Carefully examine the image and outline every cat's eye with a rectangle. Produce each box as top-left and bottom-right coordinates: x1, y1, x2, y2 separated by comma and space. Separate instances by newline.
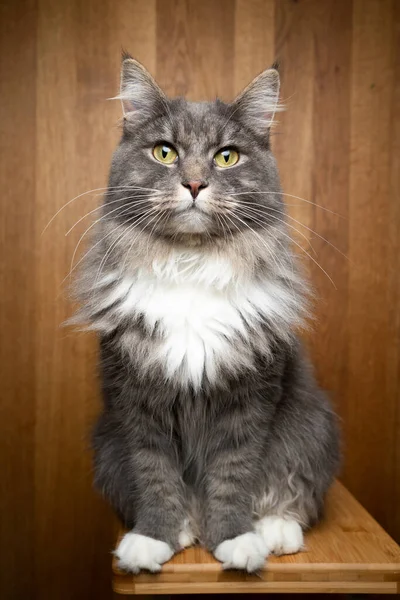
214, 148, 239, 168
153, 144, 178, 165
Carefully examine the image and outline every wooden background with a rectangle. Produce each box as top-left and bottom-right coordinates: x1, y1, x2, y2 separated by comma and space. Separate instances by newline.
1, 0, 399, 598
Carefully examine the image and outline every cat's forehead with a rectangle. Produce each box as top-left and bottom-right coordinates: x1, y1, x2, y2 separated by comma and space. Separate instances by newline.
161, 99, 237, 148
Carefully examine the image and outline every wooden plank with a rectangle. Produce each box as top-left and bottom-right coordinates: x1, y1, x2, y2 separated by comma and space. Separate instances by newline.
0, 1, 37, 598
34, 0, 125, 598
156, 0, 234, 102
234, 0, 275, 95
35, 1, 95, 598
274, 0, 315, 259
273, 0, 352, 397
347, 0, 398, 533
112, 482, 400, 595
115, 581, 398, 595
390, 0, 400, 544
116, 0, 157, 73
308, 0, 352, 426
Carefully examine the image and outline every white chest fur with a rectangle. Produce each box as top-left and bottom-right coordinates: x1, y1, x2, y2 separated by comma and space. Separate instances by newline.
95, 250, 300, 388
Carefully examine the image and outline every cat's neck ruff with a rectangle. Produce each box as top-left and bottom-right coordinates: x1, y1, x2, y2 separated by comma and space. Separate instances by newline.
134, 245, 248, 290
80, 236, 305, 390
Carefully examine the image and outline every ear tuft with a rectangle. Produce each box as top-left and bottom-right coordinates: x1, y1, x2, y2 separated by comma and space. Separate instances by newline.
121, 48, 133, 62
270, 60, 280, 72
233, 67, 283, 135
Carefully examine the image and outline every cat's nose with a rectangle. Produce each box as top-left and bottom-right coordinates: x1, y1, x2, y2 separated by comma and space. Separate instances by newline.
182, 180, 208, 200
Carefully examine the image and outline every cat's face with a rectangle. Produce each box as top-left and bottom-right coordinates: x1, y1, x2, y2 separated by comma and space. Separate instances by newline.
105, 57, 283, 241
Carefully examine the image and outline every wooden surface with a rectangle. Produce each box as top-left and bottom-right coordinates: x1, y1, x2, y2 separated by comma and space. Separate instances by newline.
113, 482, 400, 595
1, 1, 399, 599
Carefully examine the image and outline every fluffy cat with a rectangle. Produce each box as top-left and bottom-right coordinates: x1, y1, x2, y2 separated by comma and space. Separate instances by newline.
74, 54, 340, 573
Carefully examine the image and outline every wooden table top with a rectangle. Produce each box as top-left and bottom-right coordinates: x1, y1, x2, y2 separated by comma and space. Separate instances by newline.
112, 481, 400, 595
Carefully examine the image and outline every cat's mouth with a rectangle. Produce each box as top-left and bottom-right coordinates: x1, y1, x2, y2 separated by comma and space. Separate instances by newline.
174, 202, 206, 214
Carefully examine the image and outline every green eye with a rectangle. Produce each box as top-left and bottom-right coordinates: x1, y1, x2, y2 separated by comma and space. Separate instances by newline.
153, 144, 178, 164
214, 148, 239, 168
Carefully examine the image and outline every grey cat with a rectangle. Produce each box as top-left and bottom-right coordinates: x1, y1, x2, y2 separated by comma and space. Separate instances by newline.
74, 54, 340, 573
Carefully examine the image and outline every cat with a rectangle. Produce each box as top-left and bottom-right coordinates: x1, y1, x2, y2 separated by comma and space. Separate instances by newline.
73, 53, 340, 573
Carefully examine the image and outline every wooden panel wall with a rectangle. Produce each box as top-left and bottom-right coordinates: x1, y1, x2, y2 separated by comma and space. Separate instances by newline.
0, 1, 399, 598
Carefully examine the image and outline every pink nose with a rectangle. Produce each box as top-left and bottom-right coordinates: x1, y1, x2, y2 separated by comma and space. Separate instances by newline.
182, 180, 208, 200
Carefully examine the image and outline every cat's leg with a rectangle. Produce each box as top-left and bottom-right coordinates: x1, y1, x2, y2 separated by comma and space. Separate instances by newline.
201, 413, 269, 572
253, 470, 318, 556
255, 389, 339, 556
93, 412, 188, 573
204, 465, 268, 572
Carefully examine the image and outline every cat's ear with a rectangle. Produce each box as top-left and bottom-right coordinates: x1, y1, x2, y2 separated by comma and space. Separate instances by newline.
233, 67, 281, 135
117, 52, 166, 118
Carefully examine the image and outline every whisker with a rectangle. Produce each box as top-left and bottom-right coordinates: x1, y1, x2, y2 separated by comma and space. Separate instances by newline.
61, 212, 140, 285
228, 210, 336, 289
69, 205, 136, 273
283, 212, 348, 260
233, 202, 348, 260
283, 230, 337, 288
145, 211, 169, 261
42, 185, 163, 234
68, 202, 158, 279
229, 191, 344, 218
222, 211, 243, 241
235, 205, 317, 256
65, 194, 159, 235
223, 211, 274, 270
118, 208, 169, 280
94, 208, 158, 289
214, 211, 231, 245
226, 211, 291, 279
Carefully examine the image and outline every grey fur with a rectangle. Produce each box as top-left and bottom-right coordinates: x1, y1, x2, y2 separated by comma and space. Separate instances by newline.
74, 56, 340, 560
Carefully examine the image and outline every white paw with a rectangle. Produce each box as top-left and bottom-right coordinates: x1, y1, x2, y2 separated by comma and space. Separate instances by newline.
214, 532, 268, 572
115, 532, 174, 573
256, 516, 303, 555
178, 519, 196, 548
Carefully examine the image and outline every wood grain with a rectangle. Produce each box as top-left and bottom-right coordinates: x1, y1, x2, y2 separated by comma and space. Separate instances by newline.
112, 482, 400, 595
391, 0, 400, 542
35, 1, 112, 599
308, 0, 352, 419
274, 0, 315, 257
234, 0, 275, 95
0, 1, 37, 598
156, 0, 234, 102
0, 1, 399, 598
347, 0, 398, 532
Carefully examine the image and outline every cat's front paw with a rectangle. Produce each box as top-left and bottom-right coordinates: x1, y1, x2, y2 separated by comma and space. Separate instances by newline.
115, 532, 174, 573
256, 516, 304, 555
214, 532, 268, 572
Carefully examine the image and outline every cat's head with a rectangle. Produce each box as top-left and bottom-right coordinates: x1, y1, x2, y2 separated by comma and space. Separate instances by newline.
105, 54, 283, 242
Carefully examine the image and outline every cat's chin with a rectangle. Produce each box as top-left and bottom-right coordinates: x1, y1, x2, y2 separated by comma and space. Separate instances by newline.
168, 210, 212, 235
